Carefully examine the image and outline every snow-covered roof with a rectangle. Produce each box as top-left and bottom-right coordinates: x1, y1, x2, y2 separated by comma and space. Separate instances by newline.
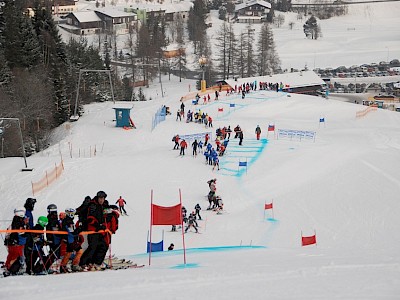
164, 2, 193, 13
225, 71, 326, 89
69, 11, 101, 23
95, 7, 136, 18
235, 0, 271, 11
112, 103, 134, 110
126, 1, 192, 13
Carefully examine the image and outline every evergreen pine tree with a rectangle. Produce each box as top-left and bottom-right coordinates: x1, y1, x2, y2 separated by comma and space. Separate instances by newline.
257, 23, 280, 75
1, 1, 41, 69
215, 22, 229, 79
245, 25, 256, 77
32, 3, 69, 124
187, 0, 208, 53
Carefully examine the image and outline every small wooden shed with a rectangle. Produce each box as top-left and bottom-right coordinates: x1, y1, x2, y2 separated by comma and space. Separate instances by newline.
113, 104, 134, 127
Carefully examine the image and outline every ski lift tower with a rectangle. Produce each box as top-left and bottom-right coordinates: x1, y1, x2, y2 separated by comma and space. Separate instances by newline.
0, 118, 33, 171
71, 69, 115, 121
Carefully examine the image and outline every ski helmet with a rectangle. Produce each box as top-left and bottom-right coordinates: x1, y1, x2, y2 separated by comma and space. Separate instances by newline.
65, 208, 76, 218
37, 216, 48, 227
14, 207, 26, 218
47, 204, 57, 213
96, 191, 107, 198
24, 198, 36, 210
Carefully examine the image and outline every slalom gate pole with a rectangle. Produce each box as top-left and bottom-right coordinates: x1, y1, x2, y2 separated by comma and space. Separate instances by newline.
108, 242, 113, 269
180, 189, 186, 265
263, 201, 266, 221
149, 190, 154, 266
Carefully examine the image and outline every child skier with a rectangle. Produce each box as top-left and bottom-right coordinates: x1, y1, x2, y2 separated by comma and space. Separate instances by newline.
184, 214, 199, 233
60, 208, 84, 273
4, 207, 29, 276
25, 216, 48, 275
195, 204, 202, 220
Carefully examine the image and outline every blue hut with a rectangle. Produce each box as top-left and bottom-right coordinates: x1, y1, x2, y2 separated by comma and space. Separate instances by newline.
113, 104, 134, 127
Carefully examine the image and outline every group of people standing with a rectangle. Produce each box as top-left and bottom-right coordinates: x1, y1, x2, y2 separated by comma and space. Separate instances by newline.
171, 204, 202, 234
3, 192, 127, 276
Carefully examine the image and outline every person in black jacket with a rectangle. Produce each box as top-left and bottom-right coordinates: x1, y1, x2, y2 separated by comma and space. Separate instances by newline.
238, 130, 244, 146
195, 203, 202, 220
184, 214, 198, 233
79, 191, 108, 271
25, 216, 48, 275
45, 204, 61, 271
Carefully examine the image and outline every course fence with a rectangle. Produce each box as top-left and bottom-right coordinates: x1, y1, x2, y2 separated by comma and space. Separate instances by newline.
152, 106, 167, 131
277, 129, 316, 142
356, 106, 377, 118
31, 160, 64, 196
179, 131, 212, 143
68, 142, 98, 158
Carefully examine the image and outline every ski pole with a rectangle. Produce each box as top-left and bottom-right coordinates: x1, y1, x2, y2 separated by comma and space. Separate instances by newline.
125, 204, 135, 214
33, 241, 48, 275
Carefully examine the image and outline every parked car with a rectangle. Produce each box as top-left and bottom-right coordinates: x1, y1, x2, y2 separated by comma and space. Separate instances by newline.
389, 59, 400, 66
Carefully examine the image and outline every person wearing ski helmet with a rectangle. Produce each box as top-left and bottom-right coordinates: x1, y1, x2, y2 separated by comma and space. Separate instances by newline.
60, 208, 84, 273
24, 198, 36, 228
45, 203, 61, 270
23, 198, 36, 273
4, 207, 29, 275
79, 191, 109, 271
194, 203, 202, 220
25, 216, 48, 275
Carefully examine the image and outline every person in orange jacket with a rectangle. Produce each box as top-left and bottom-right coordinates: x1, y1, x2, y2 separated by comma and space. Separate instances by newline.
180, 139, 188, 156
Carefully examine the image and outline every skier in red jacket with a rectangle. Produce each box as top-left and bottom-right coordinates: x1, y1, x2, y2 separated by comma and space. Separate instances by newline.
180, 139, 188, 156
115, 196, 127, 215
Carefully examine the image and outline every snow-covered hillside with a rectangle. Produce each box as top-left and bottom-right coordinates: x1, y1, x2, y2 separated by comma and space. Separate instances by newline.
1, 73, 400, 298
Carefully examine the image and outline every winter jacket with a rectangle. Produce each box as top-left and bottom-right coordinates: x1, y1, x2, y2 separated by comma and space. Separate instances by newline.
6, 216, 28, 246
180, 140, 188, 149
86, 197, 106, 232
116, 198, 126, 207
25, 210, 34, 229
46, 213, 61, 246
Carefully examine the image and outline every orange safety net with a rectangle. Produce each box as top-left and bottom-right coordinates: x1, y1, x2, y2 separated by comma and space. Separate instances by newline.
32, 160, 64, 196
356, 106, 377, 118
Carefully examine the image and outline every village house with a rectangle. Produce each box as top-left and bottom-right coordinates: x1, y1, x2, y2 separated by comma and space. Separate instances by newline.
64, 11, 102, 35
63, 8, 137, 35
234, 0, 271, 23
